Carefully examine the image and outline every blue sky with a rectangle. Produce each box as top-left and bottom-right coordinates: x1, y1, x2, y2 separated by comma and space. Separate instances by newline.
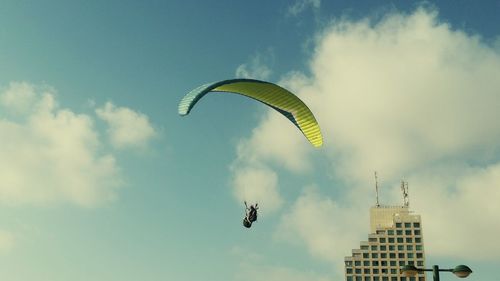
1, 1, 499, 280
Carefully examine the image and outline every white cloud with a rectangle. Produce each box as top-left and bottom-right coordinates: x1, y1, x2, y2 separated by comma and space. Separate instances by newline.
231, 165, 283, 215
229, 110, 315, 214
96, 102, 157, 149
231, 6, 500, 266
408, 163, 500, 260
275, 186, 367, 267
235, 52, 273, 80
0, 82, 50, 114
307, 9, 500, 184
0, 82, 134, 207
235, 112, 313, 173
287, 0, 321, 17
296, 8, 500, 261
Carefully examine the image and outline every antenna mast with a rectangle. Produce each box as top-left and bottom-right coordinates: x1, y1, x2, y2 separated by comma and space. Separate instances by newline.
401, 180, 409, 207
374, 171, 380, 207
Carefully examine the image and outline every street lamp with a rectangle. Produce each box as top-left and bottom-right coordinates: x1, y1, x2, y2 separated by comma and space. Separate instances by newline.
401, 264, 472, 281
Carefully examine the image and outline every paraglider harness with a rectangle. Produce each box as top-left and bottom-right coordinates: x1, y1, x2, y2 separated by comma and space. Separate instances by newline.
243, 201, 258, 228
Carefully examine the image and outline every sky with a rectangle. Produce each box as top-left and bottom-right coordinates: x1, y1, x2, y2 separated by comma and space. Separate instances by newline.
1, 0, 499, 280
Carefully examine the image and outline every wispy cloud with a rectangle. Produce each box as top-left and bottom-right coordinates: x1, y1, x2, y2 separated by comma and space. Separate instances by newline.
96, 102, 157, 150
287, 0, 321, 17
231, 6, 500, 268
235, 51, 274, 80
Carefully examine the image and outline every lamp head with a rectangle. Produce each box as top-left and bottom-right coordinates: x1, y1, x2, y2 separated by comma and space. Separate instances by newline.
452, 265, 472, 278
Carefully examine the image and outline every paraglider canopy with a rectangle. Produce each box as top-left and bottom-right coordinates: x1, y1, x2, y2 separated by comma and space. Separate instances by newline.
178, 78, 323, 147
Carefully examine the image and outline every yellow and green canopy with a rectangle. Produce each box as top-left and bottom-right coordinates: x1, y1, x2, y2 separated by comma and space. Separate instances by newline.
178, 79, 323, 148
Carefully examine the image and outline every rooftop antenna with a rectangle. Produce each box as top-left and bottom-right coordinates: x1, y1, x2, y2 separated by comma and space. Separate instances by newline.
374, 171, 380, 207
401, 180, 409, 207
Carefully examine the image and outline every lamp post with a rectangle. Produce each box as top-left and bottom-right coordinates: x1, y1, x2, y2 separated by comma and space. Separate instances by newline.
401, 264, 472, 281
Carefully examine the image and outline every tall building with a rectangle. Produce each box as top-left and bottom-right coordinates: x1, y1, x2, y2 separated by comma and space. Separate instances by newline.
344, 180, 426, 281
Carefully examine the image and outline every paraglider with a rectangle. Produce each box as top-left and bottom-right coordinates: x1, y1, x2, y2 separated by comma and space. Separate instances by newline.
243, 201, 258, 228
178, 78, 323, 228
178, 78, 323, 147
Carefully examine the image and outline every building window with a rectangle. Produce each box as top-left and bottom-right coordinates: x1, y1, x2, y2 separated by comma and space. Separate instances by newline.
388, 230, 394, 235
405, 230, 412, 235
414, 222, 420, 228
417, 261, 424, 266
364, 277, 371, 281
373, 261, 379, 266
369, 238, 377, 242
345, 261, 352, 266
415, 238, 421, 243
399, 261, 406, 266
409, 277, 416, 281
397, 238, 404, 243
396, 223, 402, 228
363, 253, 369, 258
380, 245, 387, 251
364, 268, 370, 274
398, 253, 405, 258
371, 245, 378, 251
416, 245, 423, 251
408, 260, 415, 265
389, 245, 395, 251
397, 230, 403, 235
397, 245, 404, 251
388, 238, 395, 243
380, 238, 386, 243
381, 253, 387, 259
407, 245, 413, 250
372, 253, 378, 258
381, 260, 387, 266
419, 277, 425, 281
404, 223, 411, 228
382, 277, 389, 281
391, 277, 397, 281
390, 253, 396, 259
390, 269, 397, 274
373, 269, 379, 274
416, 253, 423, 258
355, 269, 362, 274
364, 261, 370, 266
347, 268, 353, 274
374, 277, 380, 281
414, 230, 421, 235
356, 276, 362, 281
361, 245, 369, 250
407, 253, 414, 258
406, 238, 412, 243
390, 261, 397, 266
347, 276, 353, 281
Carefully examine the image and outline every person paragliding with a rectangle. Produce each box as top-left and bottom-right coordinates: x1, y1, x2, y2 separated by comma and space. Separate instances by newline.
179, 78, 323, 227
243, 201, 259, 228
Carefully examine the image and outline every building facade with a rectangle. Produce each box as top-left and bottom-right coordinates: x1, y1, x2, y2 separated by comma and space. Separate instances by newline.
344, 205, 426, 281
